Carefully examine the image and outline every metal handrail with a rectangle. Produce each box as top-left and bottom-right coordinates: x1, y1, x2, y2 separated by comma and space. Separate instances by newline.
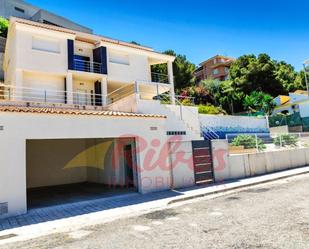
73, 59, 102, 74
150, 90, 219, 139
106, 84, 136, 105
0, 83, 104, 106
151, 72, 169, 84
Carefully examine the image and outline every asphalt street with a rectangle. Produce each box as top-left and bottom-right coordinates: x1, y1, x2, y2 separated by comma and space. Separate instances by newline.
1, 174, 309, 249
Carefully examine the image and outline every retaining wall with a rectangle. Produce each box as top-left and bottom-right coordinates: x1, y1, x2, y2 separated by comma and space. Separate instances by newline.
212, 140, 309, 182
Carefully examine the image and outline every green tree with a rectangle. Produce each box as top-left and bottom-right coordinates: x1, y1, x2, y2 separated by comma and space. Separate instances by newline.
200, 79, 221, 105
229, 53, 298, 96
179, 85, 212, 105
294, 70, 308, 91
275, 61, 300, 92
0, 16, 8, 38
152, 50, 196, 90
219, 80, 244, 114
243, 91, 275, 115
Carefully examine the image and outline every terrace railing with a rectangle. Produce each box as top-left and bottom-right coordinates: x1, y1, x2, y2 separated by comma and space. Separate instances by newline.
151, 72, 169, 84
106, 84, 136, 105
73, 59, 102, 74
0, 83, 104, 107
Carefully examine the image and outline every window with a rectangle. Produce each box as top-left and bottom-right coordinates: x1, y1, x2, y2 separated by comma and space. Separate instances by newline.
14, 6, 25, 13
42, 20, 62, 27
32, 36, 60, 53
109, 51, 129, 65
213, 69, 219, 75
224, 67, 229, 73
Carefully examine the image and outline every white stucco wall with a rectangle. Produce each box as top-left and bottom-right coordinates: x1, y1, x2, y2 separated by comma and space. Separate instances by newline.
136, 99, 201, 141
23, 71, 65, 101
212, 140, 309, 182
211, 140, 229, 182
26, 139, 88, 188
107, 53, 150, 83
0, 112, 171, 218
169, 141, 195, 189
108, 94, 137, 113
15, 27, 71, 74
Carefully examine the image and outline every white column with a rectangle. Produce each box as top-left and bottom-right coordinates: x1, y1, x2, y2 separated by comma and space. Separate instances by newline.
167, 61, 176, 105
66, 72, 73, 105
101, 77, 108, 106
14, 69, 23, 101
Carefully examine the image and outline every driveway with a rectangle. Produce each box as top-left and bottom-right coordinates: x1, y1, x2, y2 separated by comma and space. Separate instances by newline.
1, 174, 309, 249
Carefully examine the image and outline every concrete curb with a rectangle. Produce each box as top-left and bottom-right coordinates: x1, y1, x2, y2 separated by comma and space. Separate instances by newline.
168, 167, 309, 205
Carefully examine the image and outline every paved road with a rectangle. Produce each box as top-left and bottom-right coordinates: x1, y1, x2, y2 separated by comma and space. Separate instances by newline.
2, 175, 309, 249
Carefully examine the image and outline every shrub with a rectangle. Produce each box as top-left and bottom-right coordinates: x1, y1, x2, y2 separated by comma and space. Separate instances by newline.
274, 134, 298, 147
198, 104, 226, 115
180, 98, 194, 106
231, 135, 266, 151
0, 17, 8, 38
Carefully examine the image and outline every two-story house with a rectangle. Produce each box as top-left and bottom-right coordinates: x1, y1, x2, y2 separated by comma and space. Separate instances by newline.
3, 17, 176, 108
0, 18, 214, 219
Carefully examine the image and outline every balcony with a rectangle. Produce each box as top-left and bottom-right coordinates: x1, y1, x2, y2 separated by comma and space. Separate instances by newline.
73, 59, 102, 74
151, 72, 169, 84
0, 84, 105, 109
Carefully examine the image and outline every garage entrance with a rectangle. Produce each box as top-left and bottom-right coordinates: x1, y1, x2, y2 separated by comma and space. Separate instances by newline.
26, 138, 138, 209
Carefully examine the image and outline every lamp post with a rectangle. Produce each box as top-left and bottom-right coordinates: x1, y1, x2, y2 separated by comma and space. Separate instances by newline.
303, 60, 309, 96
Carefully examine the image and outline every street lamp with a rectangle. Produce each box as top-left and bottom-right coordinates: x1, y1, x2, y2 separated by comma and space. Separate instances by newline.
303, 60, 309, 96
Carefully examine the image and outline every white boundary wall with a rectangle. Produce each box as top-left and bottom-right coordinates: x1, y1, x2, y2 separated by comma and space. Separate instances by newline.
169, 141, 195, 189
212, 140, 309, 182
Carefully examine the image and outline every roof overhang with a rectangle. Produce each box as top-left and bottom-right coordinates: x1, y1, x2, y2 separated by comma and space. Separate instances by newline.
9, 17, 175, 62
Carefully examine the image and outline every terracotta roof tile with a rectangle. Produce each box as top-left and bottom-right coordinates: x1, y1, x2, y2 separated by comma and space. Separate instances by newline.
0, 106, 166, 119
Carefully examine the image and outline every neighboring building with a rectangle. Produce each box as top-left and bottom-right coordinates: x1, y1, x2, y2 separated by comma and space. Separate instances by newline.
0, 0, 92, 81
271, 90, 309, 132
194, 55, 235, 83
0, 0, 93, 33
273, 90, 309, 117
0, 18, 215, 218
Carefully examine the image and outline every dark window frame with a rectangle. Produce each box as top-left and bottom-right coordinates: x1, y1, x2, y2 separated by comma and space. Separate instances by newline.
14, 6, 25, 13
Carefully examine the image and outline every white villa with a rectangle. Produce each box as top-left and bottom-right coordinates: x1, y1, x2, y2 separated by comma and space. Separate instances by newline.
0, 18, 215, 218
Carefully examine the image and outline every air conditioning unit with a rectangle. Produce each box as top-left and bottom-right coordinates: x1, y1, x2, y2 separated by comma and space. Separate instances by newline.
0, 202, 8, 215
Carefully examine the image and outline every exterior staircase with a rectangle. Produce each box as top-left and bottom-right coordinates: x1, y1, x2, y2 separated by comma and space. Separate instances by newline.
106, 85, 219, 141
136, 98, 203, 141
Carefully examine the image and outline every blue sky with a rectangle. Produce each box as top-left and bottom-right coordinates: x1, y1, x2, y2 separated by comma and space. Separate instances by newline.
29, 0, 309, 70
